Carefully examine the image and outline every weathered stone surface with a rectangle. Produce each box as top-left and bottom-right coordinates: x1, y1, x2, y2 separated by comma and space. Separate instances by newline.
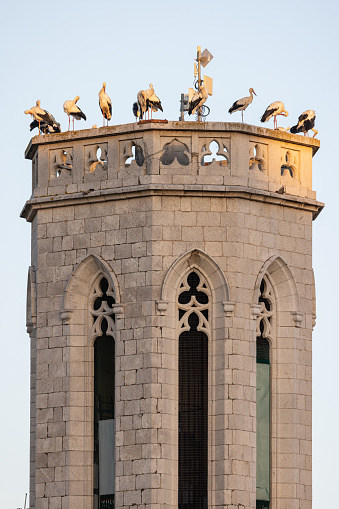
23, 122, 322, 509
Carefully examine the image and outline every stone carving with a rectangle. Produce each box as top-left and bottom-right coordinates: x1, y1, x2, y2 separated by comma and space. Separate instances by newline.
89, 276, 116, 340
178, 270, 210, 333
85, 143, 108, 174
122, 141, 145, 168
50, 148, 73, 179
256, 276, 274, 340
249, 142, 267, 171
161, 138, 190, 166
281, 149, 297, 178
201, 140, 228, 167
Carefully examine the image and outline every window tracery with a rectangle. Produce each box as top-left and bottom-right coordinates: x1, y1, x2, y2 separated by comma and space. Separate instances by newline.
178, 270, 210, 509
90, 275, 116, 509
256, 275, 274, 509
178, 271, 210, 334
89, 276, 116, 339
257, 277, 274, 342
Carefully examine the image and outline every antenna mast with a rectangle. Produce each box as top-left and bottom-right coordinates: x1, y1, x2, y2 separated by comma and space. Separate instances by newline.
196, 46, 203, 121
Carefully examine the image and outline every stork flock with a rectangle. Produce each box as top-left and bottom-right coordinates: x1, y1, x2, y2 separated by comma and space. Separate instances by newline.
24, 82, 317, 139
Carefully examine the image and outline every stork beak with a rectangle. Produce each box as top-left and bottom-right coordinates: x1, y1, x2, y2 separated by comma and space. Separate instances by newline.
253, 90, 257, 96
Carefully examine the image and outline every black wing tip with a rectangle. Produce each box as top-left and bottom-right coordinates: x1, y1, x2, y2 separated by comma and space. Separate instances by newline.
228, 101, 238, 114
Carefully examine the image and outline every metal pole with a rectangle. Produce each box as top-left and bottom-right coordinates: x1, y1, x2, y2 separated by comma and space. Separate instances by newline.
179, 93, 185, 121
197, 46, 202, 122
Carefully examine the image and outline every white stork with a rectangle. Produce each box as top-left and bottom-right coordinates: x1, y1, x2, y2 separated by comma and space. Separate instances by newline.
188, 86, 209, 116
133, 101, 142, 121
145, 83, 163, 118
99, 82, 112, 126
137, 90, 148, 119
290, 110, 317, 137
260, 101, 289, 129
25, 100, 59, 134
63, 96, 86, 131
30, 119, 61, 134
228, 88, 256, 122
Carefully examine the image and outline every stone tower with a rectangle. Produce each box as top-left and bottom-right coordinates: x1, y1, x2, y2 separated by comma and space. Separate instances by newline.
22, 121, 323, 509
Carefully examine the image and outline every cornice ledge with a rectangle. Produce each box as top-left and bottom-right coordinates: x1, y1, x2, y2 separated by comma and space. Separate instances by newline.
21, 184, 324, 223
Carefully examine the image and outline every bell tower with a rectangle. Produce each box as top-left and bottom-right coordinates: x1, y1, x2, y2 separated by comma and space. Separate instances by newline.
22, 121, 323, 509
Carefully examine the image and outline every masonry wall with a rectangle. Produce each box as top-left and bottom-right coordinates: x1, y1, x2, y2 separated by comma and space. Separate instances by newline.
23, 123, 322, 509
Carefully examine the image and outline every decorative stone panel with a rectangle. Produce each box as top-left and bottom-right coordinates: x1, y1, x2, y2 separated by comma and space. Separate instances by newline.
49, 147, 73, 182
160, 137, 192, 173
249, 141, 267, 172
120, 138, 146, 176
199, 138, 230, 174
84, 143, 108, 177
280, 147, 299, 179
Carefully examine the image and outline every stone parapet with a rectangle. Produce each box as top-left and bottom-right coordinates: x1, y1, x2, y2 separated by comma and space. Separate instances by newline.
24, 121, 320, 202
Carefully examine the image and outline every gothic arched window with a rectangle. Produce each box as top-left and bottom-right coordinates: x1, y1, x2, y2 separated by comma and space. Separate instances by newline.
256, 276, 274, 509
178, 271, 210, 509
90, 276, 116, 509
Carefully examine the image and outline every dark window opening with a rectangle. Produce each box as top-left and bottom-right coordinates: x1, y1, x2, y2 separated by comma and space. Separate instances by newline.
94, 333, 115, 509
178, 327, 208, 509
256, 329, 270, 507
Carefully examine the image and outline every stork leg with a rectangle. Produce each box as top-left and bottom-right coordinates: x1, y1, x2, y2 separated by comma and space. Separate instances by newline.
68, 116, 71, 131
73, 117, 75, 131
242, 111, 244, 123
39, 120, 41, 135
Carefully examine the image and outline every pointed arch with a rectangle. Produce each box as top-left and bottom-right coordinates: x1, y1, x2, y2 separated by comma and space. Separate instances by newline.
63, 254, 121, 315
254, 256, 303, 509
253, 255, 299, 315
161, 249, 230, 307
61, 254, 119, 509
159, 249, 231, 508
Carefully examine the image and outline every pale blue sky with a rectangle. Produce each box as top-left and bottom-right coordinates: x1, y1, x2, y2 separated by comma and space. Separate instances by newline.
0, 0, 337, 506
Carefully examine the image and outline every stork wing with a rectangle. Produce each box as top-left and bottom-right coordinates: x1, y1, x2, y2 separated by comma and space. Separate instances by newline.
36, 108, 57, 126
260, 105, 277, 122
188, 92, 202, 115
229, 99, 241, 113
